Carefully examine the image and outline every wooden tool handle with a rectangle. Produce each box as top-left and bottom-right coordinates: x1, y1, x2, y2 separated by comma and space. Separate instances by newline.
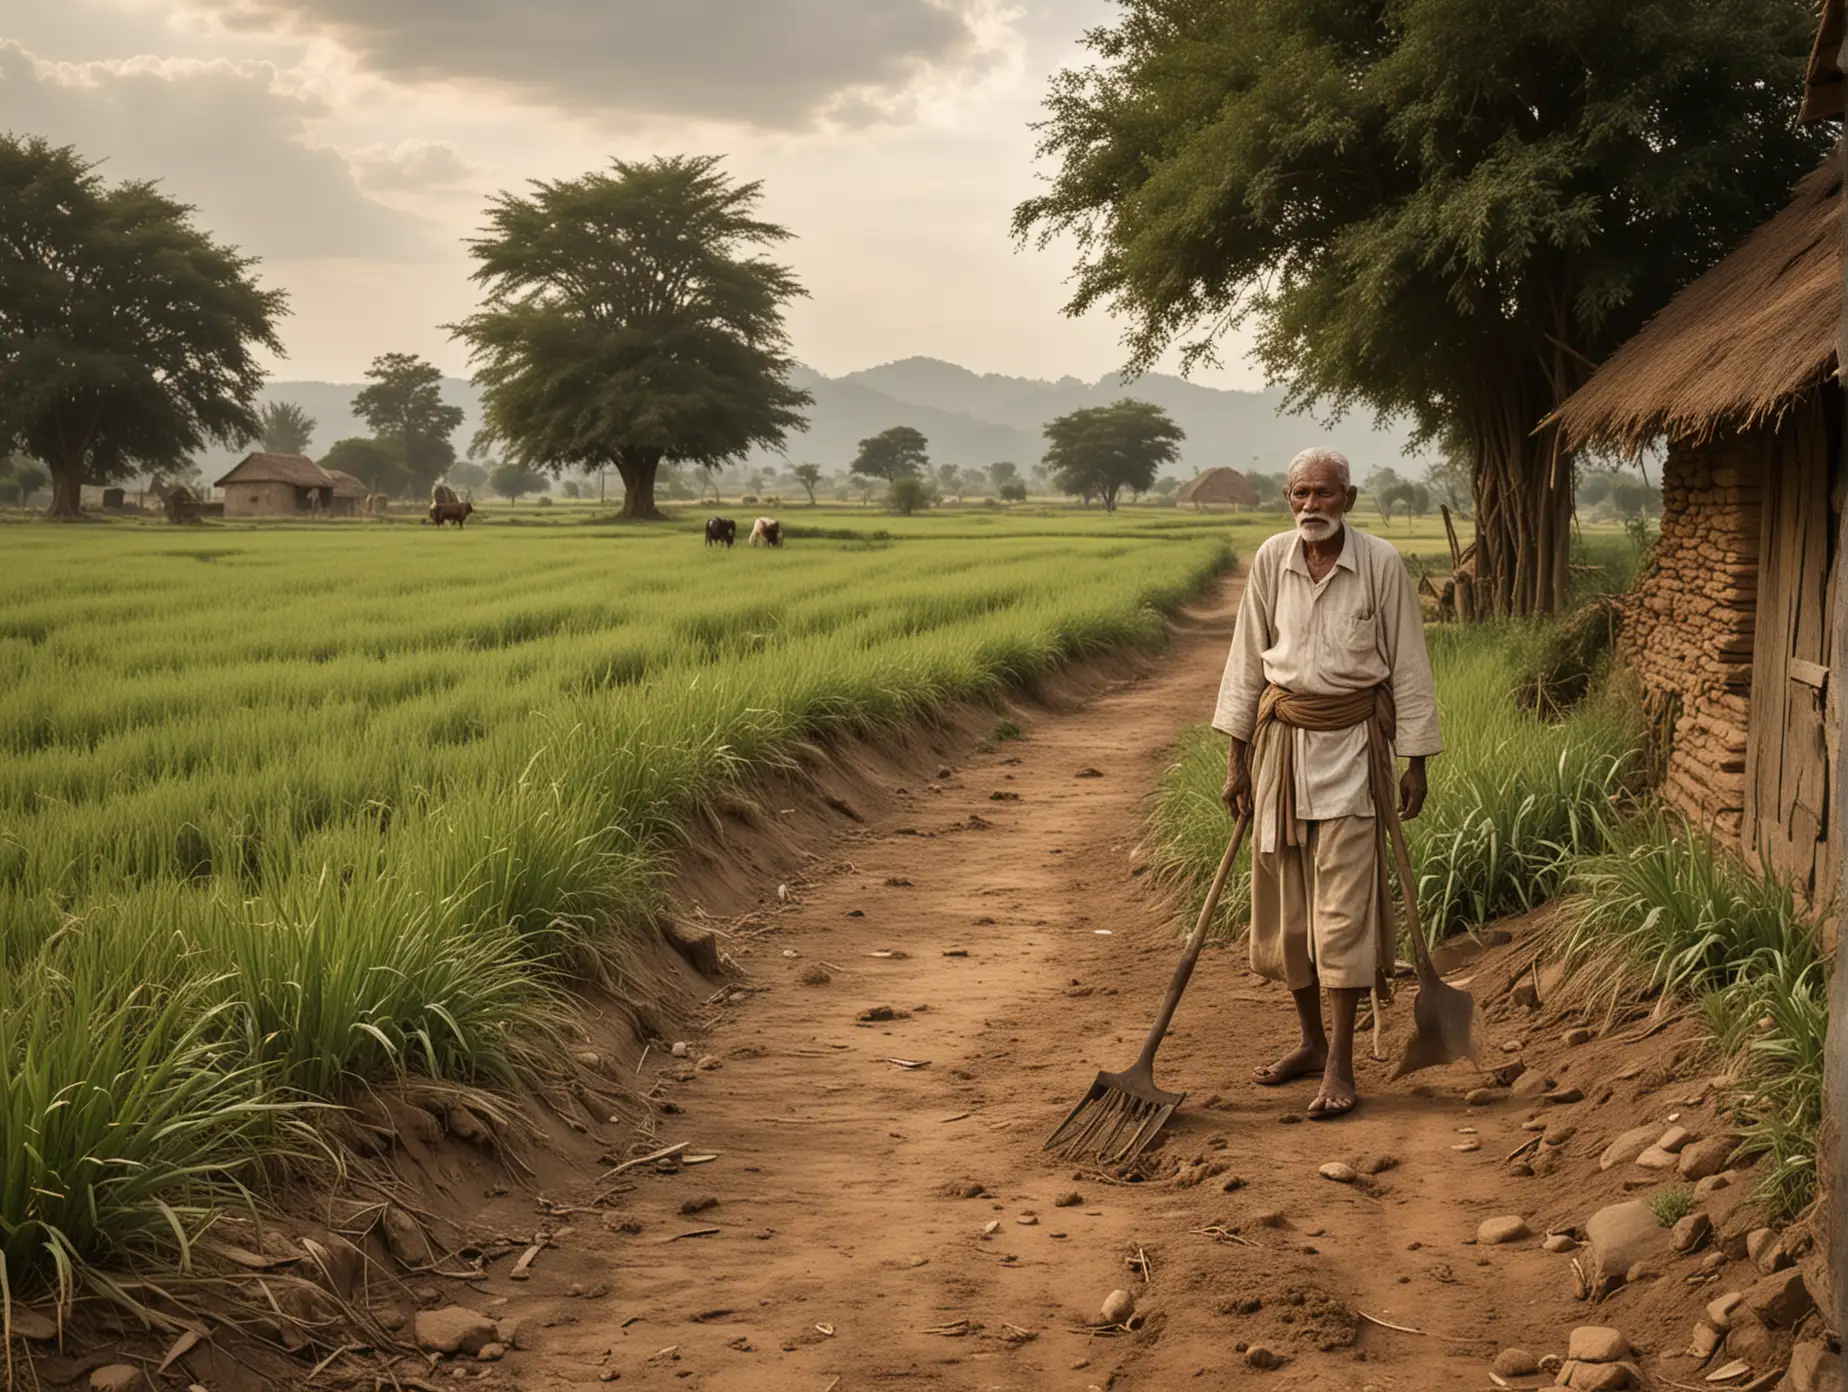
1135, 813, 1251, 1070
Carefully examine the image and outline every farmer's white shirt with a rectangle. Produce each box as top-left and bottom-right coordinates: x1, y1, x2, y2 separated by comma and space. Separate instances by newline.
1212, 525, 1442, 854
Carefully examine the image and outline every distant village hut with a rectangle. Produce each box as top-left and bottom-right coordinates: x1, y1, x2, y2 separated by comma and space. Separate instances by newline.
322, 468, 370, 518
1177, 467, 1260, 510
214, 453, 337, 517
1553, 159, 1842, 899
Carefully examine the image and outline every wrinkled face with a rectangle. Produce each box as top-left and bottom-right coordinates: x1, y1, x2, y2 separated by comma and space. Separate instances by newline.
1286, 465, 1357, 543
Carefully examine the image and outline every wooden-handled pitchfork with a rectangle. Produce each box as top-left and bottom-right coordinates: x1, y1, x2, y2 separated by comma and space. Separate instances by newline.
1043, 813, 1250, 1166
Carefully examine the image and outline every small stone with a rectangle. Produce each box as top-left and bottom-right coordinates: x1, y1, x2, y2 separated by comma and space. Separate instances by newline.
1567, 1327, 1631, 1363
573, 1049, 601, 1069
1562, 1027, 1595, 1046
1568, 1362, 1634, 1391
1464, 1087, 1509, 1106
1745, 1227, 1780, 1266
1016, 1213, 1039, 1227
5, 1307, 57, 1341
1478, 1216, 1530, 1245
1694, 1172, 1734, 1197
1726, 1313, 1775, 1363
1742, 1268, 1813, 1328
1671, 1213, 1712, 1253
1689, 1323, 1722, 1359
1319, 1162, 1357, 1183
671, 1041, 689, 1057
1700, 1251, 1727, 1273
1245, 1345, 1280, 1370
1544, 1121, 1578, 1147
1625, 1261, 1660, 1285
679, 1195, 718, 1216
1787, 1340, 1844, 1392
1653, 1125, 1693, 1153
1540, 1355, 1563, 1373
1633, 1146, 1679, 1170
1705, 1291, 1744, 1330
1053, 1191, 1084, 1208
1101, 1290, 1136, 1325
476, 1343, 506, 1363
1355, 1154, 1397, 1175
1677, 1135, 1738, 1181
797, 965, 831, 986
696, 1055, 721, 1071
1545, 1086, 1585, 1105
1452, 1139, 1481, 1153
1493, 1348, 1540, 1377
1510, 1072, 1552, 1099
1543, 1234, 1578, 1253
415, 1307, 500, 1356
1586, 1201, 1670, 1292
90, 1368, 141, 1392
495, 1317, 524, 1349
1600, 1125, 1661, 1171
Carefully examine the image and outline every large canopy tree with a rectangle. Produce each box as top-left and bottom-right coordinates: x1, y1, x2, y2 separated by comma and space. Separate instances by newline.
258, 400, 317, 455
0, 136, 285, 516
454, 155, 811, 519
1014, 0, 1824, 614
851, 426, 930, 481
1043, 398, 1183, 512
352, 353, 463, 497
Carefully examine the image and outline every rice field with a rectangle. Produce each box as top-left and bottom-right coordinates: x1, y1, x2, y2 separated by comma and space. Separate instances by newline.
1, 512, 1233, 1300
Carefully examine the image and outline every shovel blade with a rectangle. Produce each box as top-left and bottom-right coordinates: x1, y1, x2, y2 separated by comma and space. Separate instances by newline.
1390, 974, 1481, 1079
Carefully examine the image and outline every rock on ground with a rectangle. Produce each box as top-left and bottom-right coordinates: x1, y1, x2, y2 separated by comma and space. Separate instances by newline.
1743, 1268, 1813, 1328
1672, 1212, 1713, 1252
1478, 1216, 1530, 1245
1493, 1348, 1539, 1377
1318, 1162, 1357, 1183
1787, 1339, 1845, 1392
414, 1306, 500, 1356
89, 1368, 141, 1392
1567, 1327, 1632, 1363
1600, 1125, 1660, 1171
1677, 1134, 1737, 1181
1586, 1202, 1670, 1291
1101, 1290, 1136, 1325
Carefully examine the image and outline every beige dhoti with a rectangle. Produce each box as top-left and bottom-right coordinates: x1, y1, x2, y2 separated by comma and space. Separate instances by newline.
1249, 814, 1381, 991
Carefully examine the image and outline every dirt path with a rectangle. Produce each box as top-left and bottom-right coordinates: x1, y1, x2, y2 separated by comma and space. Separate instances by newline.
482, 582, 1701, 1391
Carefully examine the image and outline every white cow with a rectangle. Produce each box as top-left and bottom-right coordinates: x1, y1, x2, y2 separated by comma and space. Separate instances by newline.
748, 517, 783, 548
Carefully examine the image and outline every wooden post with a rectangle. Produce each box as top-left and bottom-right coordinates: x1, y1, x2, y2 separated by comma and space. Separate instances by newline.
1829, 60, 1848, 1352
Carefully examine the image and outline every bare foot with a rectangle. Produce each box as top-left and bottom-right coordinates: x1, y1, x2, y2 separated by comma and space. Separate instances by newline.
1306, 1060, 1358, 1119
1252, 1042, 1326, 1087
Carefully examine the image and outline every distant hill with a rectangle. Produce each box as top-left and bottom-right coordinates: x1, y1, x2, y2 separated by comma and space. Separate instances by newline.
216, 357, 1415, 485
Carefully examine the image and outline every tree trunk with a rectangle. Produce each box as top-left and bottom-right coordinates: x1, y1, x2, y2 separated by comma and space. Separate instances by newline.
48, 459, 84, 518
1468, 388, 1573, 618
614, 449, 667, 520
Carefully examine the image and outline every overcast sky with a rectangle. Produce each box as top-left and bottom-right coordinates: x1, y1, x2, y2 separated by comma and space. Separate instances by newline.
2, 0, 1266, 389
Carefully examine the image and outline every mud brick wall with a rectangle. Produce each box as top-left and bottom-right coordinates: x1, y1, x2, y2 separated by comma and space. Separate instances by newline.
1618, 440, 1761, 841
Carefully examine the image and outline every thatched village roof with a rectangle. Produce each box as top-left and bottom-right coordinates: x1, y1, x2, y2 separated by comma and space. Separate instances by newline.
215, 452, 334, 489
322, 468, 370, 499
1177, 467, 1260, 507
1552, 160, 1841, 454
1800, 0, 1843, 123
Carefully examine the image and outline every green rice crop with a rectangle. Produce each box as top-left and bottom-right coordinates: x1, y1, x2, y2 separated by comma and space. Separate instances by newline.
0, 516, 1231, 1303
1146, 622, 1643, 943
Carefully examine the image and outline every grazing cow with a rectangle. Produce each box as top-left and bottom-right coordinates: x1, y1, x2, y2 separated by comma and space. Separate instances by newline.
430, 500, 475, 528
748, 517, 783, 548
705, 516, 737, 548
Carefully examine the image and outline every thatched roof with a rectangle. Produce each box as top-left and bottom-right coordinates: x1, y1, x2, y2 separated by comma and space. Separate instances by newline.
1552, 160, 1841, 454
215, 452, 333, 488
1801, 0, 1844, 123
322, 468, 370, 499
1177, 467, 1260, 507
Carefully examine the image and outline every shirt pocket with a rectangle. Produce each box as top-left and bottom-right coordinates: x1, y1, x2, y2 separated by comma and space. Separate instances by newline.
1341, 610, 1377, 653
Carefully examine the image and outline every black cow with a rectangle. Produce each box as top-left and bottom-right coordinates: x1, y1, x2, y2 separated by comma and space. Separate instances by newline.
705, 516, 737, 548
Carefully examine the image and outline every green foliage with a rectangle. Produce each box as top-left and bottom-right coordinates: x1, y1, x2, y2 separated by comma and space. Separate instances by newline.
10, 463, 46, 504
1000, 481, 1028, 503
0, 135, 286, 515
454, 155, 812, 520
1012, 0, 1823, 613
1514, 598, 1621, 716
1650, 1186, 1695, 1227
0, 520, 1229, 1298
989, 461, 1020, 492
352, 353, 463, 497
490, 461, 548, 503
887, 475, 932, 516
853, 426, 929, 482
447, 460, 490, 495
792, 463, 823, 504
257, 400, 317, 456
1043, 399, 1184, 512
320, 437, 406, 497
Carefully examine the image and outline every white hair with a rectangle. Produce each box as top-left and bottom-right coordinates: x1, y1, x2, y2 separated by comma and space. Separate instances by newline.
1287, 447, 1352, 489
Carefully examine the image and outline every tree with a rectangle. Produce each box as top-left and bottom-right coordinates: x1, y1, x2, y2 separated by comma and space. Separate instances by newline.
999, 480, 1028, 503
455, 155, 810, 520
1014, 0, 1824, 614
852, 426, 929, 481
258, 400, 317, 455
352, 353, 463, 497
887, 475, 932, 515
447, 460, 490, 495
0, 136, 286, 516
989, 461, 1020, 494
1043, 399, 1183, 513
1424, 444, 1474, 520
792, 462, 823, 505
321, 438, 407, 497
1366, 468, 1407, 526
12, 463, 48, 504
490, 461, 547, 504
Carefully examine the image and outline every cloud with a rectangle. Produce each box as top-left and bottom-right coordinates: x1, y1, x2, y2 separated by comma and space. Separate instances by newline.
0, 40, 432, 260
176, 0, 1011, 128
349, 138, 479, 194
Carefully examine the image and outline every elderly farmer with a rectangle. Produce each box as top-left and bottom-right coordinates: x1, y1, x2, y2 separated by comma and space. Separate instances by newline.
1213, 447, 1441, 1118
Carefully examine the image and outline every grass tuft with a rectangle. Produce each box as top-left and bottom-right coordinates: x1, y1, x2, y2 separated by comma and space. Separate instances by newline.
1649, 1186, 1695, 1227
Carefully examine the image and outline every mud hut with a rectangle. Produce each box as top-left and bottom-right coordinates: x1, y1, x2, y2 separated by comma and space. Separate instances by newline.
322, 468, 370, 518
215, 453, 336, 517
1553, 158, 1842, 900
1176, 467, 1260, 510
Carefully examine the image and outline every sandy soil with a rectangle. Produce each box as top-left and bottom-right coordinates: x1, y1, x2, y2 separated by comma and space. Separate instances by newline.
442, 579, 1759, 1392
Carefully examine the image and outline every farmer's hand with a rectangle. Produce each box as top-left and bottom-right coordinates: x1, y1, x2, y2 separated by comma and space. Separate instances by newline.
1222, 740, 1253, 819
1398, 755, 1428, 822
